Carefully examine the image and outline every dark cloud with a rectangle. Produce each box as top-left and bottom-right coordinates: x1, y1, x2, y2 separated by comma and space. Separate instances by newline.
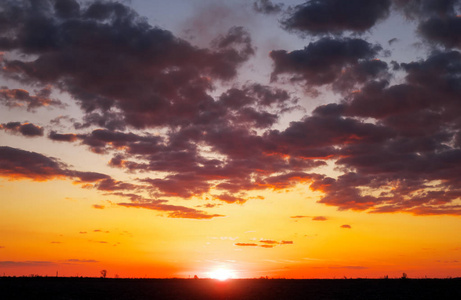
0, 0, 254, 129
70, 171, 110, 183
282, 0, 391, 35
1, 122, 44, 137
270, 37, 385, 92
95, 178, 137, 191
1, 1, 313, 210
2, 0, 461, 220
214, 193, 246, 204
74, 111, 126, 131
212, 26, 254, 62
299, 50, 461, 215
393, 0, 461, 47
0, 147, 227, 219
262, 172, 319, 189
267, 111, 391, 160
393, 0, 460, 20
53, 0, 80, 19
340, 224, 352, 229
419, 16, 461, 48
0, 146, 120, 186
118, 201, 224, 220
0, 146, 68, 181
48, 131, 79, 142
50, 115, 76, 127
253, 0, 284, 14
142, 175, 213, 199
0, 87, 63, 111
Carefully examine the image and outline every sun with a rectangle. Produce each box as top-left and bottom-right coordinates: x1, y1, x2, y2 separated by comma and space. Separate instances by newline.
208, 268, 235, 281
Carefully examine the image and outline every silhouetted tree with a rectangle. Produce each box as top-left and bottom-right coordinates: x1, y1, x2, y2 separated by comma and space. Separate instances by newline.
100, 270, 107, 278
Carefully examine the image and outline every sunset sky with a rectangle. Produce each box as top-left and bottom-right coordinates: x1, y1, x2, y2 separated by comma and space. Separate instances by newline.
1, 0, 461, 279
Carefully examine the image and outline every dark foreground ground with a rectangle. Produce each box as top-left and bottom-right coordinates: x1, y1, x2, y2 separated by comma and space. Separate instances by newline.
1, 277, 461, 300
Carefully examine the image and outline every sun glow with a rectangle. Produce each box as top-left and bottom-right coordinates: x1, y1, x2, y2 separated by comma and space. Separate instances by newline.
208, 268, 236, 281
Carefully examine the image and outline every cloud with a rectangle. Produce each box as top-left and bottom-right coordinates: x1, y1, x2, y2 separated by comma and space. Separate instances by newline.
235, 243, 258, 247
281, 240, 293, 244
282, 0, 391, 35
118, 200, 224, 220
92, 204, 105, 209
0, 0, 254, 130
0, 87, 63, 111
312, 216, 328, 221
393, 0, 461, 48
393, 0, 460, 20
260, 239, 279, 244
48, 131, 79, 142
0, 122, 44, 137
235, 239, 293, 247
0, 147, 223, 219
253, 0, 283, 14
419, 16, 461, 48
340, 224, 352, 229
214, 193, 246, 204
0, 146, 68, 181
0, 1, 312, 207
388, 38, 399, 45
65, 259, 98, 263
300, 56, 460, 215
270, 37, 385, 92
0, 261, 56, 267
0, 146, 123, 186
1, 0, 461, 220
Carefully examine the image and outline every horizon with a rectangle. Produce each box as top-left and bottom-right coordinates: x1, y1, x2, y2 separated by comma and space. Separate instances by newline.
1, 0, 461, 280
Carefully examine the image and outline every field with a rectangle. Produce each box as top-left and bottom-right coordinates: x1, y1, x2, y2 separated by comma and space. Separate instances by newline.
1, 277, 460, 299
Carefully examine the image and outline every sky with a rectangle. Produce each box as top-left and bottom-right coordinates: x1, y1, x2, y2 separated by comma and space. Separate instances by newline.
1, 0, 461, 279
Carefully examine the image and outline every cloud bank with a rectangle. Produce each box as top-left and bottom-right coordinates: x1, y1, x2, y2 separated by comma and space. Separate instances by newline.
1, 0, 461, 217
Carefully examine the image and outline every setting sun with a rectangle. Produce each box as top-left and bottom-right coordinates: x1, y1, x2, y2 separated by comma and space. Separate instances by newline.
208, 268, 236, 281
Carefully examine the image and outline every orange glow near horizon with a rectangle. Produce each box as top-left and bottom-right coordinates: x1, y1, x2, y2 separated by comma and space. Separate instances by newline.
0, 178, 460, 279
